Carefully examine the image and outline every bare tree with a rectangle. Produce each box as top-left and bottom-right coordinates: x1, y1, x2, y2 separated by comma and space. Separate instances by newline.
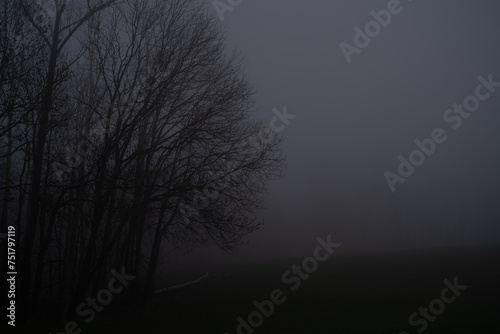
1, 0, 284, 323
73, 0, 284, 300
2, 0, 117, 321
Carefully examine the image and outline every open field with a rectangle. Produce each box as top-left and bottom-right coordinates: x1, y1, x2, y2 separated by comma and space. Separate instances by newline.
19, 245, 500, 333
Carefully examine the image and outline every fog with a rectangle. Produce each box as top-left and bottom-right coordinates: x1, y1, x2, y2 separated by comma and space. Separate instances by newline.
169, 0, 500, 268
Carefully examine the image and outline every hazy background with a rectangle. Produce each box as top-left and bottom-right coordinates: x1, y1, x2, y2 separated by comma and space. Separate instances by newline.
166, 0, 500, 269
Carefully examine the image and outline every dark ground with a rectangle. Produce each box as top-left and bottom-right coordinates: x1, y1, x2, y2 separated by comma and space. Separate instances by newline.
17, 245, 500, 334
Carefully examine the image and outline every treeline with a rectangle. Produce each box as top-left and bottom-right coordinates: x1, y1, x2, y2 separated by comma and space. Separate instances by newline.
0, 0, 283, 322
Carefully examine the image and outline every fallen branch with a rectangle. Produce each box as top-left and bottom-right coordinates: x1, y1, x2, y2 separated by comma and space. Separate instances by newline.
154, 272, 225, 294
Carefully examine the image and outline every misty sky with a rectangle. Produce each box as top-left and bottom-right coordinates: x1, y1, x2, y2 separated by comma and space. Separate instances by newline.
167, 0, 500, 268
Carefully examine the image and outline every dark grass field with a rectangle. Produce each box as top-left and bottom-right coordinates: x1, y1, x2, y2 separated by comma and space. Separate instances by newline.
18, 245, 500, 333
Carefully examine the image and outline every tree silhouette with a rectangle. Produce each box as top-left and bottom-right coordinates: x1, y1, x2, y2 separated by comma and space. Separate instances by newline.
0, 0, 284, 322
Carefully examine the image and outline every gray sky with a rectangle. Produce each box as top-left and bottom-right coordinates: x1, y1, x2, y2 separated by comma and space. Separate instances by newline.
168, 0, 500, 268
